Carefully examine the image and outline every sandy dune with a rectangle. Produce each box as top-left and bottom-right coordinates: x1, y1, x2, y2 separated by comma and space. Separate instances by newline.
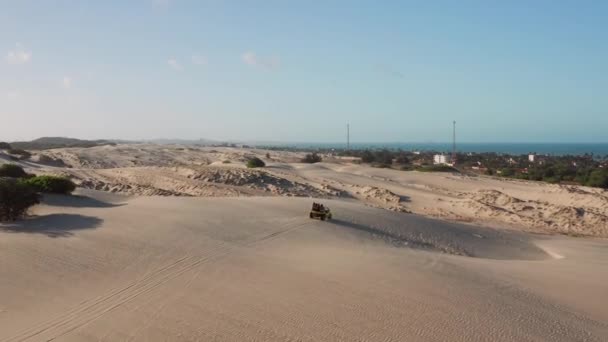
0, 191, 607, 341
1, 144, 608, 340
11, 144, 608, 237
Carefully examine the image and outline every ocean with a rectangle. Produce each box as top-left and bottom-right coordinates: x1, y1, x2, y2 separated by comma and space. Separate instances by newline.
273, 143, 608, 157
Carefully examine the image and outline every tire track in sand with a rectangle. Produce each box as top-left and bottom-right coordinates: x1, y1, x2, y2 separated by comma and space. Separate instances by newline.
2, 218, 310, 342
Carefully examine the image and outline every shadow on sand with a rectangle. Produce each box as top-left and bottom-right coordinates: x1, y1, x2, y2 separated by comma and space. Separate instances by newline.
397, 195, 411, 203
329, 213, 550, 260
41, 194, 125, 208
329, 218, 446, 253
0, 214, 103, 238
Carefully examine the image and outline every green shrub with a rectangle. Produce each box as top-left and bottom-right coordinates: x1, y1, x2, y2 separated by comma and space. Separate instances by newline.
500, 168, 516, 177
246, 157, 265, 168
0, 164, 28, 178
360, 150, 375, 163
0, 142, 11, 150
0, 178, 40, 221
417, 165, 459, 173
358, 149, 394, 165
394, 154, 410, 165
22, 175, 76, 194
301, 153, 322, 163
586, 169, 608, 188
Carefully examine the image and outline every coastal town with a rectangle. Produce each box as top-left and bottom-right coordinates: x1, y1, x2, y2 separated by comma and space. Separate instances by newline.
261, 145, 608, 189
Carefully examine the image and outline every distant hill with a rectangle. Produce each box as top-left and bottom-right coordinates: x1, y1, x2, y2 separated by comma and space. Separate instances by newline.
10, 137, 116, 150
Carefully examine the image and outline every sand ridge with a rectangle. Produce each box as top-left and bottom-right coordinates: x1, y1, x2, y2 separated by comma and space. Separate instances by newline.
3, 144, 606, 237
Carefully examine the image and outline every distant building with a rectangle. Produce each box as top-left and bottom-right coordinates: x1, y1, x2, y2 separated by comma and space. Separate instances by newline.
433, 154, 452, 165
528, 154, 536, 162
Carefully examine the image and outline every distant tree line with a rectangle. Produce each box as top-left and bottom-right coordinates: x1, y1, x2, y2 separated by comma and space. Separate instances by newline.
457, 153, 608, 189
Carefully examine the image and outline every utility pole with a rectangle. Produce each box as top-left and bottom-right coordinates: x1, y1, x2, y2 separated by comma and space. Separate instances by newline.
452, 120, 456, 165
347, 123, 350, 151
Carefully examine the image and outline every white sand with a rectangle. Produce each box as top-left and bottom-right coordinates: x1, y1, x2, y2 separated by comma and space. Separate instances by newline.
10, 144, 608, 237
1, 144, 608, 340
0, 191, 607, 341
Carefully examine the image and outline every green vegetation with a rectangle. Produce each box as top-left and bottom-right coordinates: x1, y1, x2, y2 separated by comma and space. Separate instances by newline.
0, 178, 40, 221
246, 157, 266, 168
301, 153, 322, 163
0, 165, 76, 221
260, 145, 608, 189
456, 153, 608, 189
21, 175, 76, 194
398, 165, 416, 171
577, 169, 608, 188
0, 164, 29, 178
416, 165, 459, 173
358, 149, 394, 166
0, 142, 11, 150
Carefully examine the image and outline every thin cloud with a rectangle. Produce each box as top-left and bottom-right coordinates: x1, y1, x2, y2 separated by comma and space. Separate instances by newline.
6, 43, 31, 65
191, 54, 207, 65
241, 51, 280, 70
167, 58, 183, 71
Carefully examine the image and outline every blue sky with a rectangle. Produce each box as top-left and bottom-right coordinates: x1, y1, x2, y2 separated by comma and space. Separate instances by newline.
1, 0, 607, 142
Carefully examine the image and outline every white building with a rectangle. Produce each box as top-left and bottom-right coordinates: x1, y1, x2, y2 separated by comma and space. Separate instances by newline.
433, 154, 452, 165
528, 154, 536, 162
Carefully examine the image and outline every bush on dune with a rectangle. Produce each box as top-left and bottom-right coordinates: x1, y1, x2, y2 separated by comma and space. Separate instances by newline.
0, 178, 40, 221
301, 153, 322, 163
0, 142, 11, 150
0, 164, 29, 178
22, 175, 76, 194
246, 157, 266, 168
416, 165, 459, 173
